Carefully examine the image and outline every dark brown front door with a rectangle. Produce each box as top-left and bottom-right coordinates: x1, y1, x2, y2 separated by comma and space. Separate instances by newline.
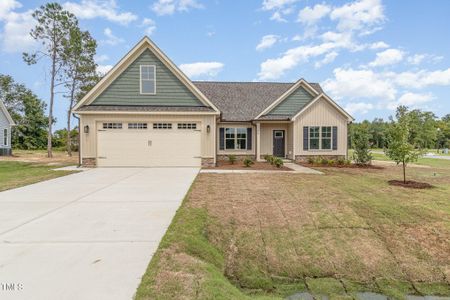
273, 130, 285, 157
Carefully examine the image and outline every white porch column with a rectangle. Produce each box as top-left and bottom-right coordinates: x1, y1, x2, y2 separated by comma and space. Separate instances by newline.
256, 122, 262, 161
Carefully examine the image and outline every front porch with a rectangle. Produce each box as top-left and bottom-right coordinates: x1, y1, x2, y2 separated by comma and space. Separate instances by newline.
255, 121, 295, 161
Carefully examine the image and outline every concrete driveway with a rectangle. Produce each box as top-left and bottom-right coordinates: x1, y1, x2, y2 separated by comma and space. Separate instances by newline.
0, 167, 199, 300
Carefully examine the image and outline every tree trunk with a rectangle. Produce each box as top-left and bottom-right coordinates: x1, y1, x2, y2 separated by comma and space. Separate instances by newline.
403, 160, 406, 184
48, 47, 56, 159
67, 77, 76, 157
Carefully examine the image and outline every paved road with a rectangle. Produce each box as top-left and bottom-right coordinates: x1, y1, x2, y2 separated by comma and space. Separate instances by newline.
0, 168, 199, 300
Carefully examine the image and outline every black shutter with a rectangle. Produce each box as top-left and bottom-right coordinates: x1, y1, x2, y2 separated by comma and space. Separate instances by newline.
303, 126, 309, 151
219, 128, 225, 150
332, 126, 338, 150
247, 128, 252, 150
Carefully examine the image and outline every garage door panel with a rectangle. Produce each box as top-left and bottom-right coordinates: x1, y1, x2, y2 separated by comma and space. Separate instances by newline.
97, 129, 201, 167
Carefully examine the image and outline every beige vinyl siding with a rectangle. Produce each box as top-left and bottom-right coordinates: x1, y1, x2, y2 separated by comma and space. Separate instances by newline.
260, 123, 290, 157
80, 114, 216, 162
91, 49, 204, 106
287, 122, 294, 159
217, 122, 255, 155
268, 86, 314, 115
294, 98, 348, 156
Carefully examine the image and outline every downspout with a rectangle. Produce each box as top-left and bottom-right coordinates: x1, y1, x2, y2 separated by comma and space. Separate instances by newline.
72, 113, 81, 167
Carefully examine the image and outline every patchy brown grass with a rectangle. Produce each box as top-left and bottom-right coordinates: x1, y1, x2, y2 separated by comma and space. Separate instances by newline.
3, 149, 78, 165
138, 162, 450, 299
388, 180, 434, 189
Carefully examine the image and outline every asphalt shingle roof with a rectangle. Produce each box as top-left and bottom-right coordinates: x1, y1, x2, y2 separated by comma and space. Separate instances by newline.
77, 105, 214, 112
193, 81, 322, 121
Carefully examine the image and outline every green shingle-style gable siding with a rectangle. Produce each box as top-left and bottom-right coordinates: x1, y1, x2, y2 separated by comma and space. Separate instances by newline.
268, 86, 314, 115
91, 49, 205, 106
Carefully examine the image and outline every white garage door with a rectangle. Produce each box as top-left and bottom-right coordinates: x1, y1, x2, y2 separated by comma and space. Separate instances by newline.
97, 122, 201, 167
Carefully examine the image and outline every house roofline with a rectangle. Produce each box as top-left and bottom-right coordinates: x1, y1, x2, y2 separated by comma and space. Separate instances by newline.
291, 93, 354, 122
73, 36, 220, 113
0, 101, 15, 126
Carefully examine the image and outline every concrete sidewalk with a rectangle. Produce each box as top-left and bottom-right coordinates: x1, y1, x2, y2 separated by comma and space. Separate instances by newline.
0, 167, 199, 300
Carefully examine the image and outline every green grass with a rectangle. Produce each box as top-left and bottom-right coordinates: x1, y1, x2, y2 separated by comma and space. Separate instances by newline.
137, 162, 450, 300
0, 161, 76, 191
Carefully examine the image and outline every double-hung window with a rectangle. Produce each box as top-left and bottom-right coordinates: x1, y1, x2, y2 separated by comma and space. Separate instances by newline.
308, 126, 333, 150
309, 127, 320, 150
225, 128, 247, 150
321, 127, 332, 150
3, 128, 7, 146
140, 65, 155, 94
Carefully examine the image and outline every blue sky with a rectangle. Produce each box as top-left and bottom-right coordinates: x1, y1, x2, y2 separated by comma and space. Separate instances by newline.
1, 0, 450, 129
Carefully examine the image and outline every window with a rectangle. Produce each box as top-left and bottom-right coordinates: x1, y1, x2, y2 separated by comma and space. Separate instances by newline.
308, 126, 334, 150
103, 123, 122, 129
225, 128, 247, 150
3, 128, 7, 146
309, 127, 320, 150
140, 65, 156, 94
275, 131, 284, 138
153, 123, 172, 129
321, 127, 332, 150
177, 123, 197, 130
128, 123, 147, 129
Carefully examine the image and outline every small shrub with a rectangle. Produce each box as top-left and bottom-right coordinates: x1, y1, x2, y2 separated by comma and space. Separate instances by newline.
263, 154, 271, 162
312, 156, 322, 165
327, 159, 335, 166
243, 158, 254, 167
307, 157, 315, 164
320, 157, 329, 165
351, 125, 372, 165
273, 158, 284, 168
336, 157, 346, 166
345, 159, 352, 165
228, 155, 236, 164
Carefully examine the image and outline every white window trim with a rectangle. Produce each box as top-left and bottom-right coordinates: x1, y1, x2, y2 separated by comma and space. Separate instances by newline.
225, 127, 247, 150
140, 65, 156, 95
3, 128, 8, 146
308, 126, 332, 151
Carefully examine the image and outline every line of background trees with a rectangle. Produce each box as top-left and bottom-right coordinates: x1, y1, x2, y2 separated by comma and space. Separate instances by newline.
349, 106, 450, 151
0, 2, 99, 157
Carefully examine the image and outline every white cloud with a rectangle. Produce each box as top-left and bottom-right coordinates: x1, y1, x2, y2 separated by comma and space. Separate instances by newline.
297, 4, 331, 25
95, 54, 109, 63
407, 54, 426, 65
141, 18, 156, 36
395, 92, 434, 108
262, 0, 298, 11
322, 68, 397, 100
330, 0, 385, 32
270, 11, 287, 22
179, 62, 224, 78
370, 41, 389, 49
151, 0, 203, 16
97, 64, 113, 75
256, 35, 279, 51
0, 0, 21, 19
102, 27, 124, 45
314, 51, 338, 69
63, 0, 137, 25
368, 48, 405, 67
389, 68, 450, 89
345, 102, 374, 115
0, 1, 36, 53
258, 42, 335, 80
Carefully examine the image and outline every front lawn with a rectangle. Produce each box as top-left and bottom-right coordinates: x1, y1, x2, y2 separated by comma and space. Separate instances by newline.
0, 151, 76, 191
136, 159, 450, 299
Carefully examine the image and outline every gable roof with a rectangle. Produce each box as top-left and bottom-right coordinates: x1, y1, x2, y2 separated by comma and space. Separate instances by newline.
193, 81, 323, 121
73, 36, 220, 113
0, 101, 15, 125
292, 93, 354, 122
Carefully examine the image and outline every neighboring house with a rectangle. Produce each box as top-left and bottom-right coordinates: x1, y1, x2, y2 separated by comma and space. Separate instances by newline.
0, 100, 15, 156
73, 37, 353, 167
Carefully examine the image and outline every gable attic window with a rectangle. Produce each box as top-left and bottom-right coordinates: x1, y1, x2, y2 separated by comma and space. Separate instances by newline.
140, 65, 156, 94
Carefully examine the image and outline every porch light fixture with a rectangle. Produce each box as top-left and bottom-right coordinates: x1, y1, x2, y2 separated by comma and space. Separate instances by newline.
84, 125, 89, 133
206, 125, 211, 133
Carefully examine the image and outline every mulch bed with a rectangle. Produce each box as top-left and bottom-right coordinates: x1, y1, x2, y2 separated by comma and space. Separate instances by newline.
299, 163, 384, 169
388, 180, 434, 189
204, 161, 292, 171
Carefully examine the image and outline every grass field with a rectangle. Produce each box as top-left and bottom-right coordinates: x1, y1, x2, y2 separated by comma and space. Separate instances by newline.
0, 150, 78, 191
136, 159, 450, 299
